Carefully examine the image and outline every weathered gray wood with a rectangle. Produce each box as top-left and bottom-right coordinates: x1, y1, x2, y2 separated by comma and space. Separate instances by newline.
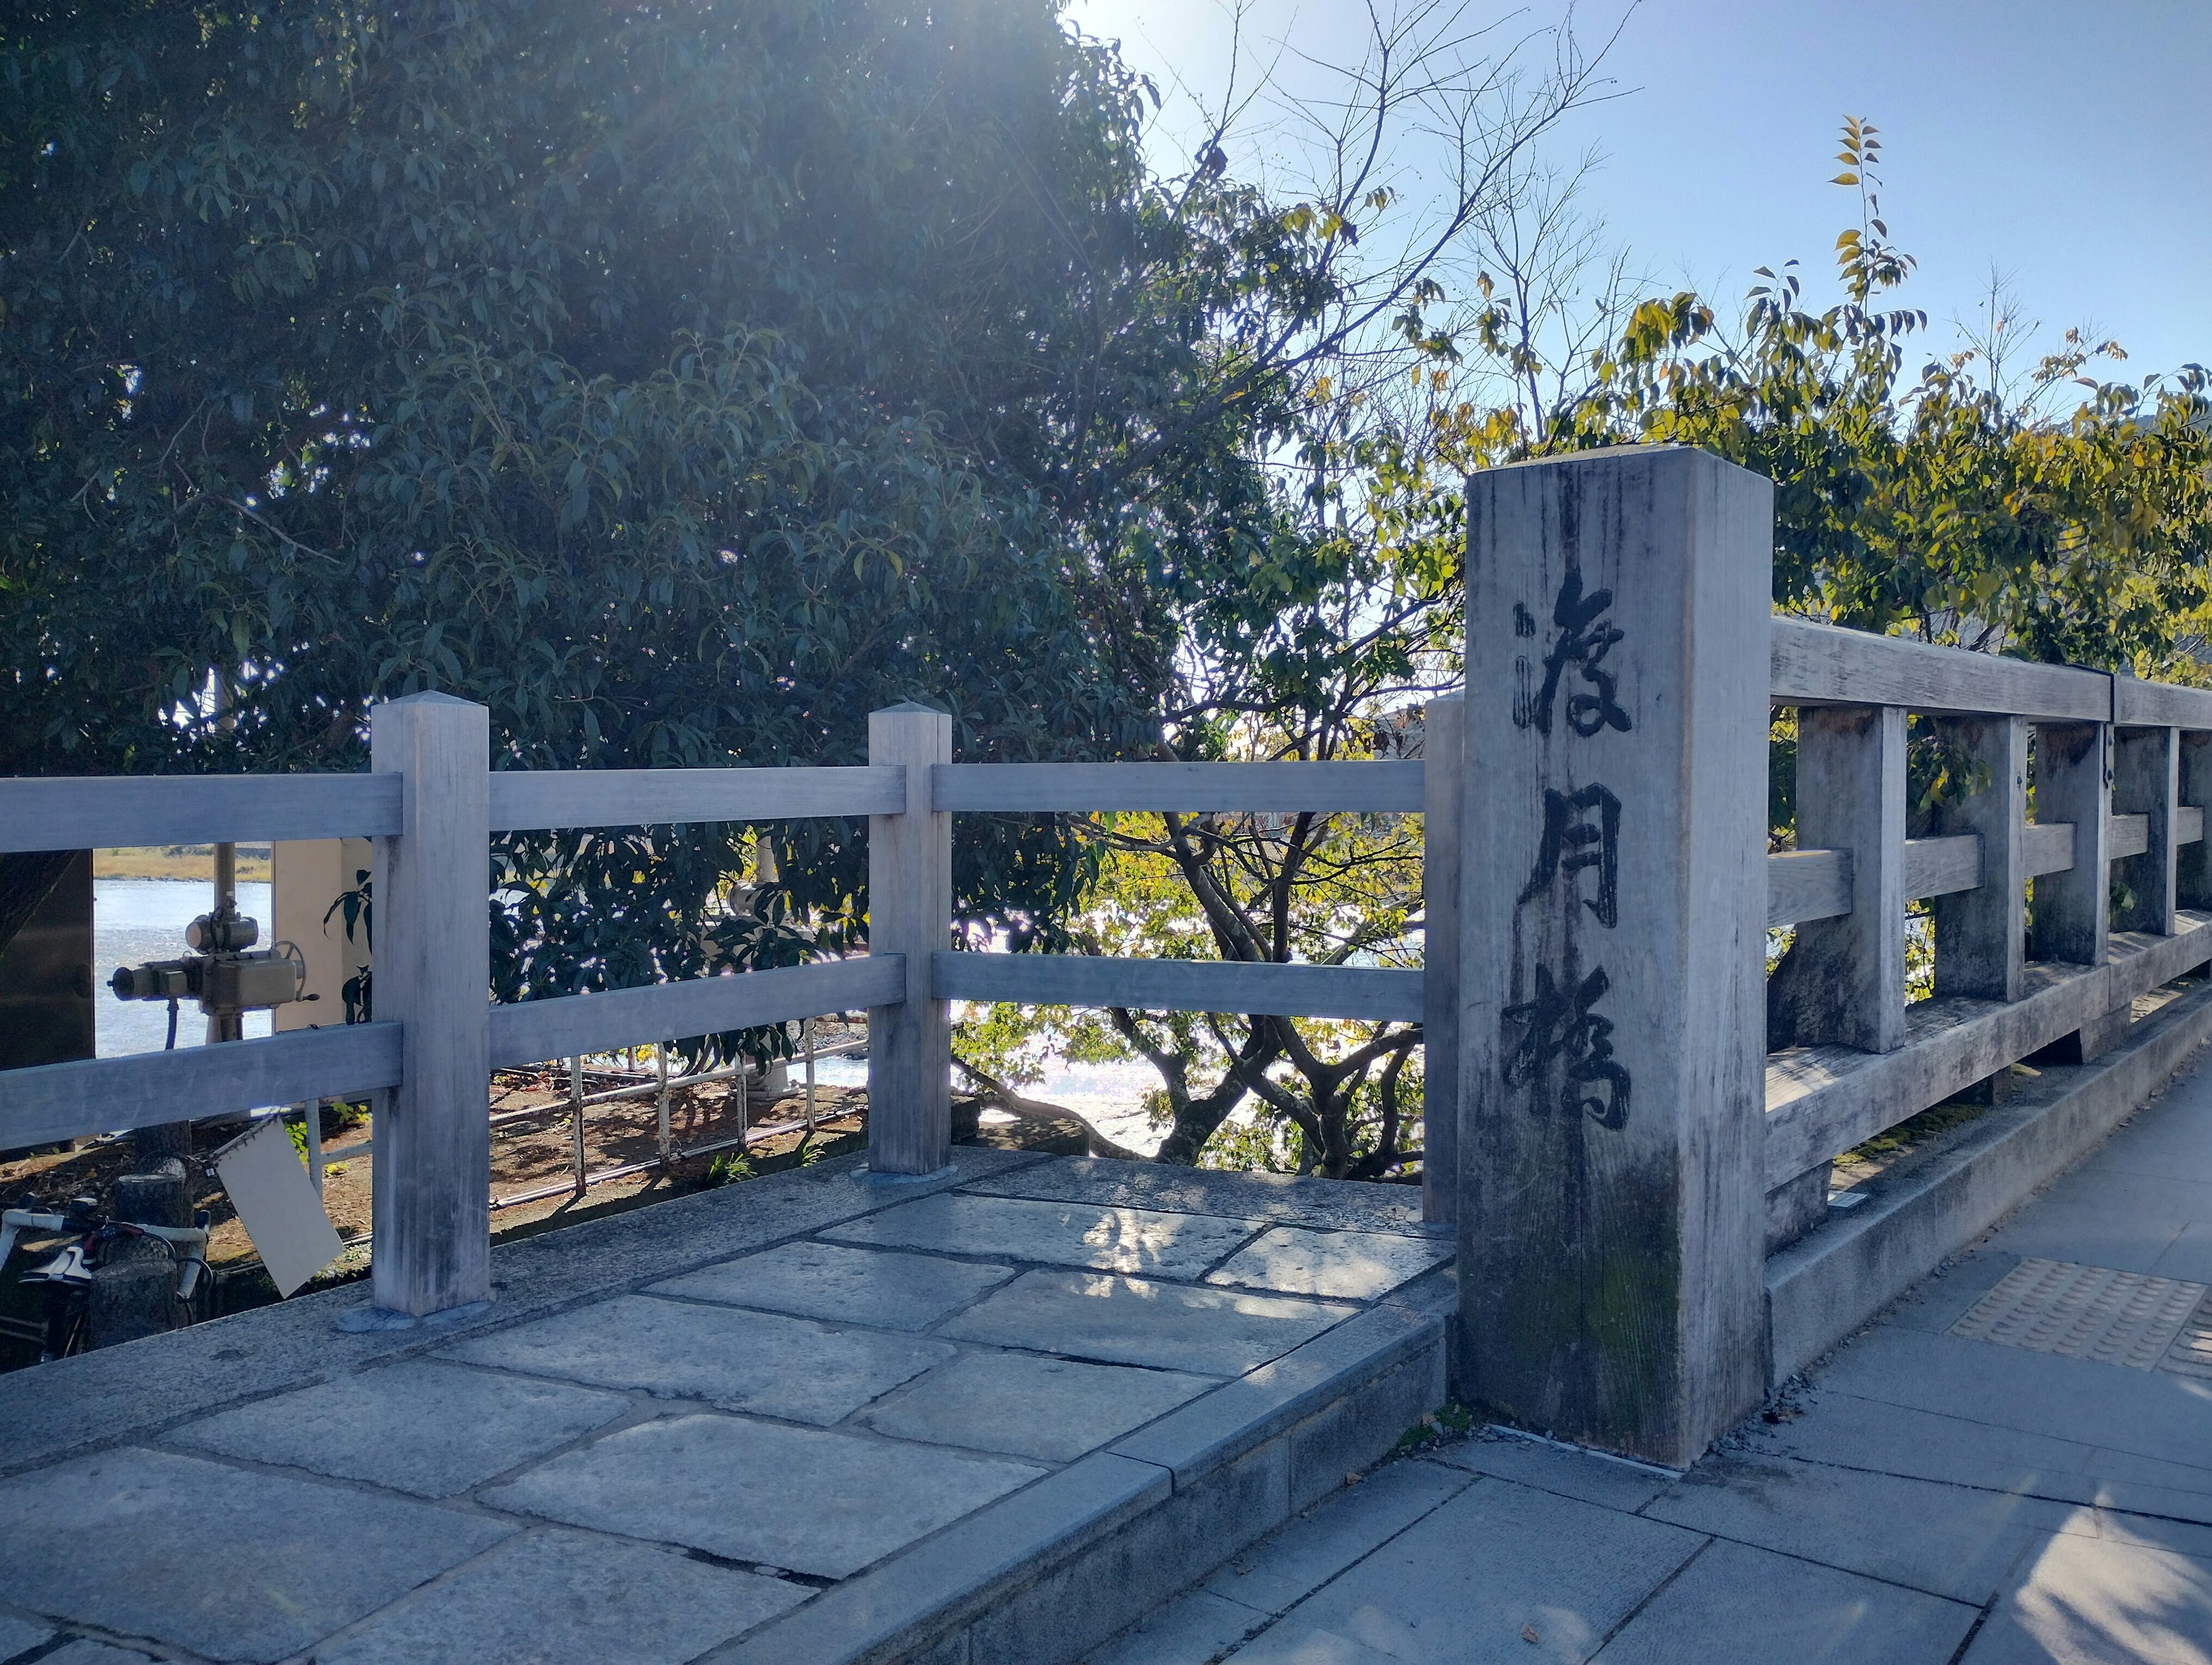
2113, 676, 2212, 730
1771, 619, 2111, 721
1767, 849, 1852, 928
868, 705, 954, 1175
2029, 723, 2111, 969
2113, 729, 2179, 934
2184, 737, 2212, 910
1459, 446, 1772, 1469
488, 958, 904, 1068
931, 952, 1423, 1021
1783, 705, 1907, 1052
2025, 821, 2076, 878
1903, 835, 1983, 901
487, 766, 902, 832
0, 1023, 402, 1150
1766, 911, 2212, 1183
369, 693, 493, 1318
2108, 813, 2152, 862
929, 760, 1424, 813
1933, 716, 2026, 1002
1421, 695, 1463, 1226
0, 773, 401, 855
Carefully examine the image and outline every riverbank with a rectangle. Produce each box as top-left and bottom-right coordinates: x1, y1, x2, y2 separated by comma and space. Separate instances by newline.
93, 845, 271, 881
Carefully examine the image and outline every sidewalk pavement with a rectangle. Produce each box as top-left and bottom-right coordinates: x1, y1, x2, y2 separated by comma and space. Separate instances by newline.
1089, 1051, 2212, 1665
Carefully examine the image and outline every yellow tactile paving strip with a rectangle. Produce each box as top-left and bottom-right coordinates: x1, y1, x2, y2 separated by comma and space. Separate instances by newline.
1948, 1257, 2207, 1371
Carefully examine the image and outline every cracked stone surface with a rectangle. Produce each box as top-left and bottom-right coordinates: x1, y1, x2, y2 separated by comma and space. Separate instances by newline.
857, 1349, 1216, 1462
647, 1239, 1016, 1330
824, 1192, 1261, 1279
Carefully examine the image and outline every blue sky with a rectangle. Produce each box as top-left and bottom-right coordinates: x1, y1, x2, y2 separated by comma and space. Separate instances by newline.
1067, 0, 2210, 389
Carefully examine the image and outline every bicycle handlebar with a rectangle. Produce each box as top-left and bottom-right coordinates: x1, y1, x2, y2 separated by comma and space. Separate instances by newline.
0, 1209, 211, 1300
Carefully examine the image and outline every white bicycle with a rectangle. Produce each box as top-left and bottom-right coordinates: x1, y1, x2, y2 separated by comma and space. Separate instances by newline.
1, 1198, 211, 1362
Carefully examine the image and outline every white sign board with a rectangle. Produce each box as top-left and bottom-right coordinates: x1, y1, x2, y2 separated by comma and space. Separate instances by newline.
215, 1117, 345, 1297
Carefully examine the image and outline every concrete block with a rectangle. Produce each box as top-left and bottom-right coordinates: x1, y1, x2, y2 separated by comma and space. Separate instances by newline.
1286, 1345, 1447, 1512
959, 1158, 1423, 1234
707, 1453, 1168, 1665
1205, 1226, 1452, 1300
1204, 1458, 1470, 1615
0, 1446, 512, 1663
1763, 1160, 1831, 1255
1427, 1431, 1672, 1514
438, 1294, 951, 1424
941, 1270, 1357, 1377
962, 1438, 1290, 1665
858, 1351, 1213, 1463
479, 1412, 1043, 1580
1089, 1590, 1267, 1665
647, 1241, 1014, 1330
1596, 1537, 1978, 1664
1961, 1531, 2212, 1664
1645, 1453, 2077, 1605
824, 1193, 1259, 1280
164, 1360, 628, 1496
1287, 1476, 1705, 1663
1109, 1306, 1440, 1485
316, 1527, 806, 1665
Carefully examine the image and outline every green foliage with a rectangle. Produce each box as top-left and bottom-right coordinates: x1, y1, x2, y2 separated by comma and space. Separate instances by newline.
0, 0, 1361, 1044
1446, 119, 2212, 677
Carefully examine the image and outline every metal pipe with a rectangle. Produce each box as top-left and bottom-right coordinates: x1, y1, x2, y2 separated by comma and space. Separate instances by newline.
656, 1042, 671, 1168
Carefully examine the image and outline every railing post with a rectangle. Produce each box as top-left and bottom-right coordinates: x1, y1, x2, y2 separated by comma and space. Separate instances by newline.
2113, 725, 2179, 935
1459, 447, 1772, 1468
1934, 716, 2028, 1002
2182, 733, 2212, 912
868, 703, 953, 1175
2030, 718, 2117, 1063
364, 692, 491, 1321
1781, 706, 1906, 1052
1421, 693, 1464, 1228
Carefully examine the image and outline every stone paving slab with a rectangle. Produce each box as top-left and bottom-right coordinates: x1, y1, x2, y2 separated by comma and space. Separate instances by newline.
647, 1240, 1015, 1329
1961, 1530, 2212, 1663
439, 1293, 950, 1424
1202, 1457, 1470, 1615
1278, 1477, 1707, 1664
824, 1192, 1260, 1279
40, 1644, 155, 1665
1228, 1619, 1403, 1663
0, 1148, 1042, 1478
1593, 1537, 1979, 1664
0, 1446, 513, 1663
162, 1359, 630, 1497
1429, 1432, 1673, 1514
939, 1269, 1358, 1375
856, 1349, 1214, 1462
1736, 1391, 2104, 1501
316, 1527, 806, 1665
1645, 1452, 2081, 1606
1088, 1588, 1267, 1665
480, 1412, 1044, 1579
0, 1614, 54, 1661
959, 1156, 1426, 1233
1205, 1225, 1453, 1300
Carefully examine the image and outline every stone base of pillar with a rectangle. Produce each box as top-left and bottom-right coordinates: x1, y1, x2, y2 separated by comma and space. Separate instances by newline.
1764, 1162, 1832, 1255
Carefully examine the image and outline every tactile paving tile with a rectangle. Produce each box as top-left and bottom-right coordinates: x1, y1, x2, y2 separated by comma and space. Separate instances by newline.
1948, 1257, 2207, 1371
2161, 1295, 2212, 1380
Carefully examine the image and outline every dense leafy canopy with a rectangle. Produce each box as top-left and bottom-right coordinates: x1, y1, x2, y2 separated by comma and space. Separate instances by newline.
1, 0, 1349, 1012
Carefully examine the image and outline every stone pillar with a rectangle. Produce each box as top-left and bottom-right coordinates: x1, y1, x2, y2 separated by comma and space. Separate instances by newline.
2181, 733, 2212, 913
1934, 716, 2029, 1002
366, 692, 492, 1319
1421, 693, 1464, 1227
1782, 706, 1906, 1052
867, 703, 954, 1176
1457, 447, 1772, 1469
2029, 720, 2119, 1063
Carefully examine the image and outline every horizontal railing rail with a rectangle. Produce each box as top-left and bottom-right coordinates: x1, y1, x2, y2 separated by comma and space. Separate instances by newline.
0, 773, 403, 854
488, 765, 903, 832
1, 1023, 403, 1151
930, 760, 1425, 814
933, 951, 1424, 1023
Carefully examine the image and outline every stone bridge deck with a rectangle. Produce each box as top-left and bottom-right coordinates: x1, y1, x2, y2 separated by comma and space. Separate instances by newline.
0, 1151, 1453, 1664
